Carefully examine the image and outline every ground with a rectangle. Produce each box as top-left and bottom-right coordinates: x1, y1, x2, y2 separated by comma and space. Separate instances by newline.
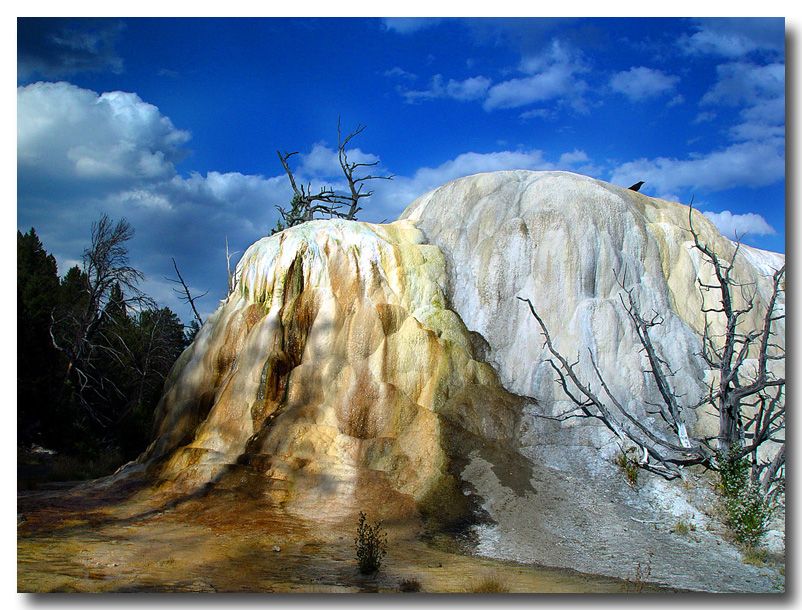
18, 472, 662, 594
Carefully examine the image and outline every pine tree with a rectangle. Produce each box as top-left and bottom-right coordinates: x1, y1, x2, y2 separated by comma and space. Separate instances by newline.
17, 229, 61, 445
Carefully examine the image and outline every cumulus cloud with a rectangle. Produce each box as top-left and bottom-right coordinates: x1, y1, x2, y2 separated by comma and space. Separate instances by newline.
558, 149, 589, 165
383, 66, 417, 80
519, 108, 555, 120
609, 66, 680, 102
609, 140, 784, 197
18, 82, 190, 190
392, 38, 588, 115
484, 40, 588, 111
667, 94, 685, 107
703, 210, 776, 238
693, 111, 717, 124
18, 18, 125, 80
680, 18, 784, 58
17, 82, 288, 321
701, 61, 784, 108
700, 60, 784, 152
611, 53, 784, 206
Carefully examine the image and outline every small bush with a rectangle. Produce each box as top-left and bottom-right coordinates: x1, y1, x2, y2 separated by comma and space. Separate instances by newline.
354, 511, 387, 575
469, 575, 509, 593
717, 448, 771, 548
399, 578, 422, 592
672, 520, 695, 536
742, 546, 768, 566
615, 448, 639, 487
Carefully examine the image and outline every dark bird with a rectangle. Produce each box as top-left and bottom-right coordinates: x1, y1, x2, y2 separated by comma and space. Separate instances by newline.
628, 181, 645, 192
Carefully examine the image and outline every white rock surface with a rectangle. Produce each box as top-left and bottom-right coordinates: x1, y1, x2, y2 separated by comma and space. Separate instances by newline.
401, 170, 785, 591
402, 170, 784, 452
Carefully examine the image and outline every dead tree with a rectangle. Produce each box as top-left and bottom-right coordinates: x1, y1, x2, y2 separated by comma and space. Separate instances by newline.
273, 120, 393, 231
518, 295, 709, 480
517, 205, 784, 491
275, 150, 344, 225
687, 206, 785, 481
51, 215, 152, 425
166, 257, 206, 327
336, 119, 394, 220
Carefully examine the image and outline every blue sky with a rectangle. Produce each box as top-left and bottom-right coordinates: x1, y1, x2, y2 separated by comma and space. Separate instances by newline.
17, 17, 786, 323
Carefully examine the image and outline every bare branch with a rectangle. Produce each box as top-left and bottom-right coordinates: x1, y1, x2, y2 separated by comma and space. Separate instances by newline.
167, 258, 205, 327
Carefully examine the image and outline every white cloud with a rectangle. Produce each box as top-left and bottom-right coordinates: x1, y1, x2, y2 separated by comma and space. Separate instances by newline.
484, 40, 588, 111
519, 108, 555, 120
680, 18, 784, 58
667, 94, 685, 107
609, 140, 784, 196
609, 66, 680, 102
693, 111, 717, 124
17, 82, 289, 323
611, 55, 784, 203
701, 62, 784, 108
559, 149, 589, 165
700, 61, 784, 149
703, 210, 776, 238
383, 66, 417, 80
18, 81, 190, 185
401, 74, 491, 103
394, 39, 588, 115
445, 76, 493, 101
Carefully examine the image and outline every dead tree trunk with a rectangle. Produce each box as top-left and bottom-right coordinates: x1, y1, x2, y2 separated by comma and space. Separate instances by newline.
517, 295, 708, 479
687, 207, 785, 459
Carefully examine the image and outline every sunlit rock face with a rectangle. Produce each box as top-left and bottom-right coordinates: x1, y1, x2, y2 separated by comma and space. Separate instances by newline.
144, 170, 783, 536
143, 219, 524, 523
402, 170, 785, 462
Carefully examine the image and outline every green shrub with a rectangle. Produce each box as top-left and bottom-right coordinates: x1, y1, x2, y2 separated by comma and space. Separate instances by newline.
718, 447, 771, 548
615, 448, 639, 486
354, 511, 387, 575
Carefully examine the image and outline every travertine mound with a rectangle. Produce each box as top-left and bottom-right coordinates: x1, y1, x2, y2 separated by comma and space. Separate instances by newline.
143, 219, 524, 523
402, 170, 784, 454
137, 170, 783, 591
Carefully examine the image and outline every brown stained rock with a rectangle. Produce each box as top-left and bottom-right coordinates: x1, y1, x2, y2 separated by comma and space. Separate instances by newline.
138, 219, 521, 526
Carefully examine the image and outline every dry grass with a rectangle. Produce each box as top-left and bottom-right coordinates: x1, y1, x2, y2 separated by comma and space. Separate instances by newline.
623, 554, 653, 593
467, 574, 510, 593
398, 577, 422, 592
672, 520, 696, 536
741, 546, 768, 567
